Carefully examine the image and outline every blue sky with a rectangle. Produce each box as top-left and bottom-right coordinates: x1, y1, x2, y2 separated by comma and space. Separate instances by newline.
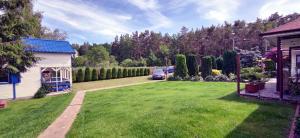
33, 0, 300, 44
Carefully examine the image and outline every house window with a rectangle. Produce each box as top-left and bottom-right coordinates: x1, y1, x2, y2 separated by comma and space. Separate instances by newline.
0, 71, 9, 83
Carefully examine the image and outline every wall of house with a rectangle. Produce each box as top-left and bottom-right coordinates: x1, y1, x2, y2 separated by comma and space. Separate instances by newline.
0, 53, 72, 99
281, 38, 300, 77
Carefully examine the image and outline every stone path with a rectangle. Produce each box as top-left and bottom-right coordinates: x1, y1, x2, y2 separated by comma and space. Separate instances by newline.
38, 81, 160, 138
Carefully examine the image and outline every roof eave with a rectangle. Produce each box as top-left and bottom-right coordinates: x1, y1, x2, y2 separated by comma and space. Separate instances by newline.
261, 29, 300, 38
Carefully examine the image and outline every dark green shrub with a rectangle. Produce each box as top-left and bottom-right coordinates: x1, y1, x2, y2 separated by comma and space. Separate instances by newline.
223, 50, 237, 75
211, 56, 217, 69
72, 70, 77, 82
117, 68, 123, 78
106, 68, 112, 79
140, 68, 144, 76
34, 85, 49, 98
84, 67, 91, 82
174, 54, 188, 78
216, 56, 224, 70
201, 56, 212, 78
144, 68, 148, 75
128, 69, 132, 77
112, 67, 117, 79
99, 68, 106, 80
92, 68, 98, 81
146, 68, 150, 75
136, 68, 140, 76
76, 69, 84, 82
186, 54, 199, 76
132, 68, 136, 77
264, 60, 276, 71
123, 68, 128, 77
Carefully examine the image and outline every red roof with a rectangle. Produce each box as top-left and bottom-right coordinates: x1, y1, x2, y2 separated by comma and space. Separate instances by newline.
262, 17, 300, 36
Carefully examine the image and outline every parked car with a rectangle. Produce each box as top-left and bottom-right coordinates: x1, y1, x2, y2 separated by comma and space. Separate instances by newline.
152, 69, 166, 80
163, 66, 175, 73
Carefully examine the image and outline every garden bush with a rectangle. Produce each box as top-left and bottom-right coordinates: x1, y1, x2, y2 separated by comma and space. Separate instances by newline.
241, 67, 264, 82
117, 68, 123, 78
128, 69, 132, 77
174, 54, 188, 78
136, 68, 140, 76
201, 56, 212, 78
123, 68, 128, 77
211, 56, 217, 69
84, 67, 91, 82
216, 56, 223, 70
212, 69, 221, 76
91, 68, 98, 81
106, 68, 112, 79
144, 68, 148, 75
146, 68, 150, 75
72, 70, 77, 82
140, 68, 144, 76
76, 69, 84, 82
132, 68, 136, 77
34, 85, 49, 98
214, 74, 229, 81
264, 60, 276, 71
112, 67, 117, 79
204, 75, 215, 81
186, 54, 199, 76
99, 68, 106, 80
223, 50, 237, 75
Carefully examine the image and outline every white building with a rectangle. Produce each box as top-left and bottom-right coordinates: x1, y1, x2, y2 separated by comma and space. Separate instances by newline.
0, 38, 75, 99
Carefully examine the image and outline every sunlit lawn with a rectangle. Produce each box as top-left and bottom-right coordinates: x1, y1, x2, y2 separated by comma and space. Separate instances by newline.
0, 93, 74, 138
68, 82, 294, 138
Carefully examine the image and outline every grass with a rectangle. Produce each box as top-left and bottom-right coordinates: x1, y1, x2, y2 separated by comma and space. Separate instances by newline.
68, 81, 294, 138
72, 76, 154, 91
0, 93, 74, 138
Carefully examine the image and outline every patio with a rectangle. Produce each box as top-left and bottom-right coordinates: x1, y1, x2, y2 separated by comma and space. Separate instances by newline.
240, 78, 300, 101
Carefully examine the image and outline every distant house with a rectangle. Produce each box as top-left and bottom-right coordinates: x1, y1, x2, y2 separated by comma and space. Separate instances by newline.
0, 38, 75, 99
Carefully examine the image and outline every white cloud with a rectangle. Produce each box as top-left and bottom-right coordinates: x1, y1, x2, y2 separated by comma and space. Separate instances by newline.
127, 0, 173, 30
259, 0, 300, 19
33, 0, 132, 37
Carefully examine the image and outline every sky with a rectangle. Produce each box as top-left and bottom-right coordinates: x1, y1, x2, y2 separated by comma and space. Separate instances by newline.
33, 0, 300, 44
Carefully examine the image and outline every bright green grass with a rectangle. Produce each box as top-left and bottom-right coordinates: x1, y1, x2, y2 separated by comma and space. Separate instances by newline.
0, 93, 74, 138
68, 82, 294, 138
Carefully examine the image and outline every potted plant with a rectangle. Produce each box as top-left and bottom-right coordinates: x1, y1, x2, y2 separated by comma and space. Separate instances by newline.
242, 67, 263, 93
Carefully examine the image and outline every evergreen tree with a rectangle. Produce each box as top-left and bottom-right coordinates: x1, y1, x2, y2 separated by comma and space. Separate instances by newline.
84, 67, 91, 81
186, 54, 199, 76
99, 68, 106, 80
91, 68, 98, 81
76, 69, 84, 82
174, 54, 188, 78
117, 68, 123, 78
112, 67, 117, 79
106, 68, 112, 79
201, 56, 212, 78
216, 56, 224, 70
223, 51, 237, 75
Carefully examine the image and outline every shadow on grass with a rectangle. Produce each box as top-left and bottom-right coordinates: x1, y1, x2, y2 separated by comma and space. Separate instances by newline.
219, 92, 295, 138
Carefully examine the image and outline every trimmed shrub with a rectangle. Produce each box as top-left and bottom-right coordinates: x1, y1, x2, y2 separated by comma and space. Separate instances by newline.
140, 68, 144, 76
34, 85, 49, 98
132, 68, 136, 77
144, 68, 148, 75
201, 56, 212, 78
146, 68, 150, 75
174, 54, 188, 78
211, 56, 217, 69
76, 69, 84, 82
216, 56, 223, 70
106, 68, 112, 79
117, 68, 123, 78
128, 69, 132, 77
112, 67, 117, 79
92, 68, 98, 81
186, 54, 199, 76
137, 68, 141, 76
123, 68, 128, 77
264, 60, 276, 71
223, 50, 237, 75
212, 69, 221, 76
99, 68, 106, 80
72, 70, 77, 82
84, 67, 91, 82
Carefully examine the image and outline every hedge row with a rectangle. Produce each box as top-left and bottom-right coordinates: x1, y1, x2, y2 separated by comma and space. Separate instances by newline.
73, 67, 151, 83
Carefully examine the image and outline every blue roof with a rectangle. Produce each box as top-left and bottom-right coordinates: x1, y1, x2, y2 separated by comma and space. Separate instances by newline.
23, 38, 75, 54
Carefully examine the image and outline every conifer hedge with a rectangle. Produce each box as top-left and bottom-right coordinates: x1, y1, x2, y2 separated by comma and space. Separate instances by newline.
99, 68, 106, 80
112, 67, 117, 79
201, 56, 212, 78
92, 68, 98, 81
84, 67, 91, 82
76, 68, 84, 82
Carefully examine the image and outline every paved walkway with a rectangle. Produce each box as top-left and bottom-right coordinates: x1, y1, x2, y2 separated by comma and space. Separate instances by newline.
38, 81, 161, 138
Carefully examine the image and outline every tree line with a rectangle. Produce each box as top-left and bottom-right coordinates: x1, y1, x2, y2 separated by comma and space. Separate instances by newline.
72, 12, 299, 67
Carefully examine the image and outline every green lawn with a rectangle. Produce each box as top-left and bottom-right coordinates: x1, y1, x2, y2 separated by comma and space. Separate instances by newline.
68, 82, 294, 138
0, 93, 74, 138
